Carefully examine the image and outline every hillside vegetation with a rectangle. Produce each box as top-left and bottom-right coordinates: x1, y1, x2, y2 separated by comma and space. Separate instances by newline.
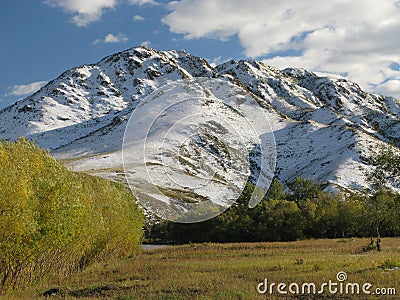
0, 138, 143, 292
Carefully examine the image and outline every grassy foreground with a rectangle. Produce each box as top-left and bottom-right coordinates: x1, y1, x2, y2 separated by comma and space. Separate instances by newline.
8, 238, 400, 299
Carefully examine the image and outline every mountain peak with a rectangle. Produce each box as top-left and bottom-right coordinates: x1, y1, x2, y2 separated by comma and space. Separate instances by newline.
0, 47, 399, 195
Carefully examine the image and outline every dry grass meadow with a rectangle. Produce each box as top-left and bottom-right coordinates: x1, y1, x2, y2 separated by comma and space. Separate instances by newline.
5, 238, 400, 299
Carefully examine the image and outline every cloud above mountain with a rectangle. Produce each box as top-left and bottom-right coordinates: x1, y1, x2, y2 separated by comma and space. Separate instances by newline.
162, 0, 400, 97
132, 14, 145, 22
44, 0, 156, 27
7, 81, 48, 97
92, 33, 129, 45
44, 0, 118, 27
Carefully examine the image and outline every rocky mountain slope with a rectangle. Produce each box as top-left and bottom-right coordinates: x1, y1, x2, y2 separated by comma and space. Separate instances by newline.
1, 46, 399, 199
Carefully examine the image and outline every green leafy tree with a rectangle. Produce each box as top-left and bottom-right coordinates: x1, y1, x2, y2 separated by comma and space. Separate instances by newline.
361, 190, 399, 251
287, 177, 321, 203
265, 178, 285, 200
366, 142, 400, 250
368, 143, 400, 190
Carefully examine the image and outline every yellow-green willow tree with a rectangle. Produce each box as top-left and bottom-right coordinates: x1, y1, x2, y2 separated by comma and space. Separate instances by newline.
0, 138, 143, 291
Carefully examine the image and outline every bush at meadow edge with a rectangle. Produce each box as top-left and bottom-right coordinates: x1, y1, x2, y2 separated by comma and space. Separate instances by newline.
0, 138, 143, 292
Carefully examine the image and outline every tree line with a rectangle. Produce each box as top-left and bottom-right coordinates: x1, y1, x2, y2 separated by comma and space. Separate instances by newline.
148, 176, 400, 244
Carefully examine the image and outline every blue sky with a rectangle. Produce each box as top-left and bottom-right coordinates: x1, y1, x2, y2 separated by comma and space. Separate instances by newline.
1, 0, 400, 109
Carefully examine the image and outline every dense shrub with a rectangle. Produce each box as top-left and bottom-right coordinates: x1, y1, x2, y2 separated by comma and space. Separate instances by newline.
0, 138, 143, 291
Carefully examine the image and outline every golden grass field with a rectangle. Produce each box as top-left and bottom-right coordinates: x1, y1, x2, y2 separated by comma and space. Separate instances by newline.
6, 238, 400, 299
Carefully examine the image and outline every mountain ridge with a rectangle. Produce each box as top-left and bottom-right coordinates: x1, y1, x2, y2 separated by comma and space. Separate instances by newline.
1, 46, 399, 196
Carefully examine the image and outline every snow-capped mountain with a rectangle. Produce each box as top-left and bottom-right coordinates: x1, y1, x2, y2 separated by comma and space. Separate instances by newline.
1, 46, 399, 198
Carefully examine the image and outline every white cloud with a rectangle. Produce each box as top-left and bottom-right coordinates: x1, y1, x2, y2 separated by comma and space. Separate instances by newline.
374, 79, 400, 97
162, 0, 400, 98
44, 0, 159, 26
132, 14, 145, 21
140, 40, 151, 47
128, 0, 159, 5
92, 33, 129, 45
105, 33, 128, 43
7, 81, 48, 97
208, 56, 229, 68
44, 0, 117, 27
